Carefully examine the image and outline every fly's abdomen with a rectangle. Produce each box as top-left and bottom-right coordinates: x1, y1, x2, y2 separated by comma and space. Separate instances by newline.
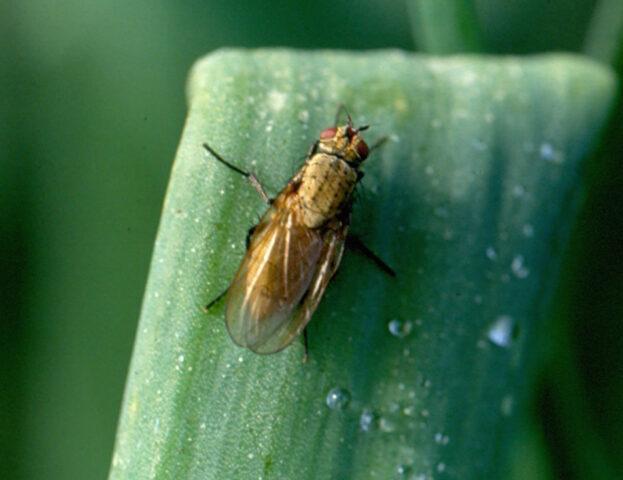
298, 153, 357, 228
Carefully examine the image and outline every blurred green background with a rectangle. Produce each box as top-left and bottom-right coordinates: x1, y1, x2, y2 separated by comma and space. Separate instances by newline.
1, 1, 621, 479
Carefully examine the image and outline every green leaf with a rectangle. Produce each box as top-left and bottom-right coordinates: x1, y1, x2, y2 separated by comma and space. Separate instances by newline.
473, 0, 598, 54
408, 0, 483, 53
109, 49, 616, 479
584, 0, 623, 69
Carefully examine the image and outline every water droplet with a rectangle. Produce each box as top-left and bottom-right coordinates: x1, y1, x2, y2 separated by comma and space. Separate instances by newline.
298, 109, 309, 123
402, 405, 416, 416
437, 462, 447, 473
388, 319, 414, 338
522, 224, 534, 237
487, 315, 516, 348
501, 394, 514, 416
379, 416, 397, 432
511, 255, 530, 278
540, 142, 554, 159
539, 142, 564, 163
485, 246, 497, 261
359, 408, 376, 432
326, 387, 350, 410
434, 432, 450, 445
267, 89, 287, 112
512, 185, 526, 198
396, 464, 412, 477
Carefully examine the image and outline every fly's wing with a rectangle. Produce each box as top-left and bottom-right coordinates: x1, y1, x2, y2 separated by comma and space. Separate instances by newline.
225, 206, 323, 352
250, 221, 348, 354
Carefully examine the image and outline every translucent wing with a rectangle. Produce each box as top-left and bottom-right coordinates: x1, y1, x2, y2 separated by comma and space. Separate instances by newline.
225, 206, 324, 352
251, 221, 347, 354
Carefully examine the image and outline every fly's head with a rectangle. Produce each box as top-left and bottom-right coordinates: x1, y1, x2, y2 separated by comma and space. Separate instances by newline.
318, 123, 370, 165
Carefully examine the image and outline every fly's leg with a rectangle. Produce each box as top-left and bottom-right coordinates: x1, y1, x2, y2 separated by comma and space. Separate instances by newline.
302, 328, 309, 363
202, 143, 268, 313
203, 143, 271, 204
204, 225, 256, 312
203, 287, 228, 312
346, 235, 396, 277
205, 219, 259, 312
306, 140, 319, 158
245, 225, 257, 249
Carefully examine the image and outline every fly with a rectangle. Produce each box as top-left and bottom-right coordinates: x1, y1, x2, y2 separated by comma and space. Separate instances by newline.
203, 107, 394, 359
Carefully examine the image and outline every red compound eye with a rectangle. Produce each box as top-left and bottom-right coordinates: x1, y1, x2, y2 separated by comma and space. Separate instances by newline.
320, 127, 337, 139
356, 140, 369, 159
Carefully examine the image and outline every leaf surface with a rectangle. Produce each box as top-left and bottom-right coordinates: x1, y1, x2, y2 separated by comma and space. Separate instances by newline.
110, 49, 616, 480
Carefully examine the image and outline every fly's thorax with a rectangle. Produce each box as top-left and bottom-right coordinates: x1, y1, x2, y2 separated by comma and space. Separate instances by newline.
297, 153, 358, 228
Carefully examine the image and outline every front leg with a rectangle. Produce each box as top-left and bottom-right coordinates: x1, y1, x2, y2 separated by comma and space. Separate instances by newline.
302, 328, 309, 363
245, 225, 257, 249
203, 143, 271, 204
306, 140, 319, 158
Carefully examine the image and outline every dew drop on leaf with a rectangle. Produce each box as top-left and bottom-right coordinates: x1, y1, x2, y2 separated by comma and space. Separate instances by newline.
511, 254, 530, 278
487, 315, 516, 348
379, 416, 397, 432
388, 319, 413, 338
539, 142, 564, 163
501, 394, 514, 416
325, 387, 350, 410
512, 184, 526, 197
297, 109, 309, 123
396, 464, 412, 477
522, 224, 534, 237
359, 408, 376, 432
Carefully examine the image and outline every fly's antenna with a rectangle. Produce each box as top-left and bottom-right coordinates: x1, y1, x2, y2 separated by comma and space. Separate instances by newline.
369, 135, 388, 153
334, 104, 352, 127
